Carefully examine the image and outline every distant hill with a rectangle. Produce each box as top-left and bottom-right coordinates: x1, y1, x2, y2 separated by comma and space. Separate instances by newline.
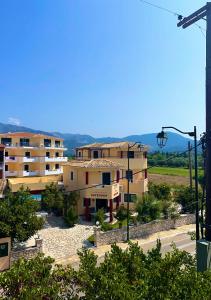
0, 122, 194, 155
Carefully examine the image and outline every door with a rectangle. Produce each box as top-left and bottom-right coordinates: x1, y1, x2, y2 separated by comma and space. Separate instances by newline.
102, 172, 111, 185
96, 199, 108, 211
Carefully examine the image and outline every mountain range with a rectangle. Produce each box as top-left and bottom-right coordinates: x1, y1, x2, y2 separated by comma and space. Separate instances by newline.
0, 122, 194, 155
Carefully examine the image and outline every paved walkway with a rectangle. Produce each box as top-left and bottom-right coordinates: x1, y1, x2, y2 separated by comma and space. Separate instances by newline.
27, 216, 94, 259
56, 224, 195, 267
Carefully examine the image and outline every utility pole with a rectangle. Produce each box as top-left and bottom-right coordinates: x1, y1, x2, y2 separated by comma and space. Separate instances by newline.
177, 3, 211, 271
188, 141, 193, 189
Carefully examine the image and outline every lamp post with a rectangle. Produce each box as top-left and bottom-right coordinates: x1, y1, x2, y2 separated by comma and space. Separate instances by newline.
156, 126, 199, 241
126, 142, 142, 241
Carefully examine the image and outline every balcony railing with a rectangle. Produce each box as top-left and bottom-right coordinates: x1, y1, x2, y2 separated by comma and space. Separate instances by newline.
5, 171, 18, 177
41, 169, 63, 176
84, 183, 120, 199
41, 157, 68, 163
21, 171, 39, 177
5, 156, 18, 162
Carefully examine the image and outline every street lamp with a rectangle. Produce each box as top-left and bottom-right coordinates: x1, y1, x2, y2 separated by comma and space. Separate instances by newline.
157, 126, 199, 240
126, 142, 142, 241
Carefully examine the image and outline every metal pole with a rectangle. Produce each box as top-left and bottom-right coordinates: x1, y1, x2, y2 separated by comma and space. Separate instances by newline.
206, 2, 211, 241
127, 143, 130, 241
188, 141, 193, 189
194, 126, 200, 241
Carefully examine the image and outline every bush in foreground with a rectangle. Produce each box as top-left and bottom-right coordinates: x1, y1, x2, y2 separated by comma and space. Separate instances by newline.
1, 242, 211, 299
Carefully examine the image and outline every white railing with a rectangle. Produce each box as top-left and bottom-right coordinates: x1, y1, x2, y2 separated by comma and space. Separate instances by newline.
41, 169, 63, 176
41, 157, 68, 162
5, 156, 18, 162
21, 171, 39, 177
5, 171, 18, 177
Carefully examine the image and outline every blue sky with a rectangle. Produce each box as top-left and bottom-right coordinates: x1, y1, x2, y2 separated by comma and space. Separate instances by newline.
0, 0, 206, 137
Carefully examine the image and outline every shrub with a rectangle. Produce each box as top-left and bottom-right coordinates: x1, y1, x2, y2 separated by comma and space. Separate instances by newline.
116, 205, 128, 228
136, 194, 162, 223
64, 207, 78, 227
101, 222, 113, 231
95, 208, 105, 225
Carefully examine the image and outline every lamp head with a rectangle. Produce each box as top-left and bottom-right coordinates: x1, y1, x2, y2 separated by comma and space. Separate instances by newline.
156, 131, 168, 148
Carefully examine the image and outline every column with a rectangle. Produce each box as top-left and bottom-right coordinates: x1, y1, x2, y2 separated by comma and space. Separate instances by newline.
109, 199, 113, 223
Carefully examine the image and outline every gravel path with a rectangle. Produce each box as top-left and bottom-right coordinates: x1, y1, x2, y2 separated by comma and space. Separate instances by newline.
28, 216, 94, 259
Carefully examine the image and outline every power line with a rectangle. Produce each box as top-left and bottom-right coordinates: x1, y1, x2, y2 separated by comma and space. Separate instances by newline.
139, 0, 206, 37
69, 142, 202, 193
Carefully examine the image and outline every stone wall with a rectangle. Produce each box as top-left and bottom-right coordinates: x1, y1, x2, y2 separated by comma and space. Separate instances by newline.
10, 238, 43, 265
95, 214, 195, 246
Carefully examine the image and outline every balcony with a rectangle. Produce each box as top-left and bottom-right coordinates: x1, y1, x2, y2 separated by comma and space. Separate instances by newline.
21, 157, 40, 163
4, 143, 38, 149
41, 144, 67, 150
41, 157, 68, 163
84, 183, 120, 199
41, 169, 63, 176
5, 171, 18, 177
5, 156, 18, 163
21, 171, 39, 177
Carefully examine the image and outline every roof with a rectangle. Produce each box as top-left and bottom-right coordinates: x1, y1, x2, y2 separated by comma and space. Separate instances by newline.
0, 132, 63, 140
64, 159, 122, 169
77, 141, 148, 150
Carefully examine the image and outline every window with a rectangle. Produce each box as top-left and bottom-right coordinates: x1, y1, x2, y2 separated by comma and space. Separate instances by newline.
20, 138, 30, 147
85, 172, 89, 185
44, 139, 51, 147
55, 140, 61, 147
5, 165, 8, 171
1, 138, 11, 146
93, 150, 99, 159
102, 172, 111, 185
83, 198, 91, 207
124, 193, 137, 203
144, 152, 147, 159
70, 171, 74, 181
55, 164, 59, 170
24, 165, 29, 172
25, 152, 30, 158
128, 151, 134, 159
55, 152, 59, 157
78, 151, 82, 158
46, 152, 50, 158
0, 243, 8, 258
46, 164, 50, 170
0, 151, 4, 163
5, 151, 8, 157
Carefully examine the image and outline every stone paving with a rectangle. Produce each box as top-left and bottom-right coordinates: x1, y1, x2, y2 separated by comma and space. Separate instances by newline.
27, 216, 94, 259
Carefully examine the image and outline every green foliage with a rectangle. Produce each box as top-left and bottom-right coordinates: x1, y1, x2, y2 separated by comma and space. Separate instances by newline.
136, 194, 162, 223
74, 242, 211, 299
0, 187, 44, 244
64, 207, 78, 227
149, 182, 171, 200
148, 151, 203, 168
95, 208, 105, 225
101, 222, 113, 231
174, 186, 202, 213
1, 243, 211, 299
115, 205, 128, 228
64, 191, 80, 213
0, 254, 76, 300
41, 183, 64, 215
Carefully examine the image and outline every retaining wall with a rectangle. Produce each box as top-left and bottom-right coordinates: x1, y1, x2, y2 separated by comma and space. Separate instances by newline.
94, 214, 195, 246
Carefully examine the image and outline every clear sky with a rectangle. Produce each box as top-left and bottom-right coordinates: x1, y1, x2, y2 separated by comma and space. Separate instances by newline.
0, 0, 206, 137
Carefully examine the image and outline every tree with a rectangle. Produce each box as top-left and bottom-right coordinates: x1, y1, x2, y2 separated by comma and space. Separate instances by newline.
0, 254, 76, 300
174, 186, 202, 213
41, 183, 64, 215
64, 192, 79, 227
149, 182, 171, 201
135, 194, 162, 223
1, 243, 211, 299
0, 187, 44, 244
115, 205, 128, 228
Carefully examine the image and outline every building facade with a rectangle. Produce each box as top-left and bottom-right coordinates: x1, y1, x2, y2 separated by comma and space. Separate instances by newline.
0, 132, 67, 194
63, 142, 148, 221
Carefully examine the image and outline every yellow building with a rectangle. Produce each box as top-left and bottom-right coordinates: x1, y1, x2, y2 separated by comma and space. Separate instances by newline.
0, 132, 67, 196
63, 142, 148, 221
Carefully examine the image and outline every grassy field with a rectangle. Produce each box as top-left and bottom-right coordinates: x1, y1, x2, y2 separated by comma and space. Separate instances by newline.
148, 167, 203, 177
